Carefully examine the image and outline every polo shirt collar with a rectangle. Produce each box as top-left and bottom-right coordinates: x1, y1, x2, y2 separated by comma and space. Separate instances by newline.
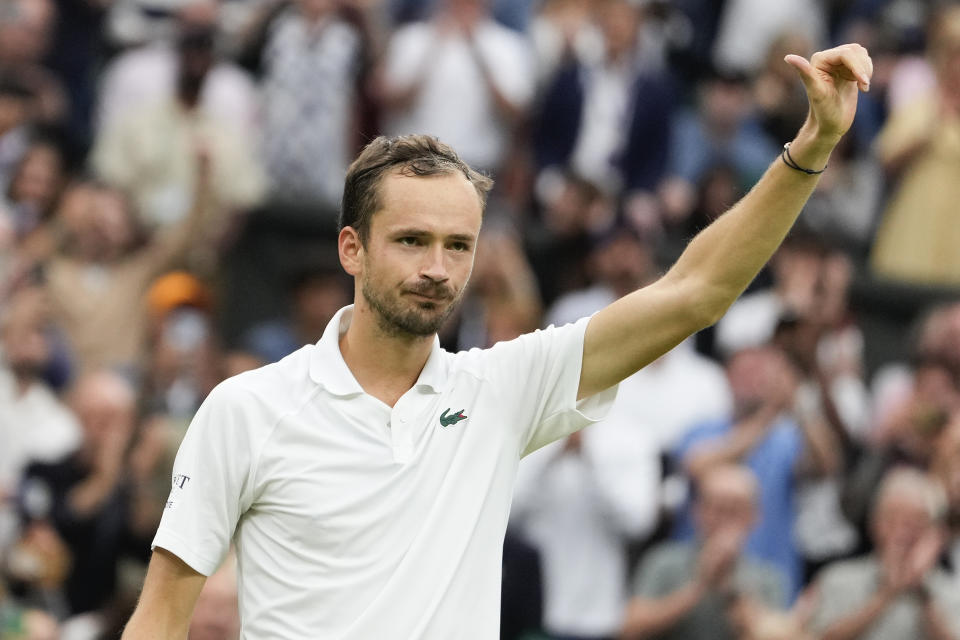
309, 305, 448, 396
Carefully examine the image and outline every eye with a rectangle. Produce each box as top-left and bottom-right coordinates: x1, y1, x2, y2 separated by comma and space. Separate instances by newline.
398, 237, 419, 247
449, 242, 470, 252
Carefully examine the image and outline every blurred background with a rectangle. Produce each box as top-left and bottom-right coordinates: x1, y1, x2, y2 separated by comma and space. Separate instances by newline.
2, 0, 960, 638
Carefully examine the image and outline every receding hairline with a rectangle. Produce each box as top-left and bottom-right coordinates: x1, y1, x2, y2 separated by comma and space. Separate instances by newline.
358, 165, 487, 232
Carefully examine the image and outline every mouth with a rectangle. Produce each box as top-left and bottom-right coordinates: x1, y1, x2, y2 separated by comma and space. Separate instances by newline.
405, 290, 450, 303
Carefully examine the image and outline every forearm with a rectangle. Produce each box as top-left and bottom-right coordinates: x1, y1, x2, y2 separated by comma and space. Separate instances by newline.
796, 413, 841, 477
622, 581, 705, 638
470, 42, 524, 124
143, 175, 215, 273
820, 589, 894, 640
667, 123, 839, 322
122, 548, 206, 640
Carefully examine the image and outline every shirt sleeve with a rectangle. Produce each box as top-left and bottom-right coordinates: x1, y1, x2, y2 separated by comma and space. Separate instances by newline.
151, 381, 262, 576
482, 317, 618, 457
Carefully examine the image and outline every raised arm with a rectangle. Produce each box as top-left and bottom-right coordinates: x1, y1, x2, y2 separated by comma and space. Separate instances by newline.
578, 44, 872, 400
122, 548, 207, 640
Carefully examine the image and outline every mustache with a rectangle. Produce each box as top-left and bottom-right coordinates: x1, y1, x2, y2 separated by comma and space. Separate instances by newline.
404, 281, 455, 300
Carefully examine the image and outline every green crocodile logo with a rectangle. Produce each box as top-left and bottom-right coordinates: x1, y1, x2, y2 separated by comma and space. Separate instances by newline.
440, 408, 468, 427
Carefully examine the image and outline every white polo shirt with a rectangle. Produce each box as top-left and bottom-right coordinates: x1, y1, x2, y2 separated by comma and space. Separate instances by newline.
153, 305, 616, 639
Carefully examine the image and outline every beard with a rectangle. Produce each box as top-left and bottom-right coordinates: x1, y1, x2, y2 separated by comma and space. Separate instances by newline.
361, 273, 463, 338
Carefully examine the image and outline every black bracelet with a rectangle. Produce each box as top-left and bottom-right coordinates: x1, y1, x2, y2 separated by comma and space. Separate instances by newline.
781, 142, 827, 175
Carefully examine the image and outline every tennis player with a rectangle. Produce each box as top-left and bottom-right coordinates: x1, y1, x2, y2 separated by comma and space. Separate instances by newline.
122, 44, 872, 639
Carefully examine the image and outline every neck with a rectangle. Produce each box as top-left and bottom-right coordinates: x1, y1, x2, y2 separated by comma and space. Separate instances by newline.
339, 301, 435, 407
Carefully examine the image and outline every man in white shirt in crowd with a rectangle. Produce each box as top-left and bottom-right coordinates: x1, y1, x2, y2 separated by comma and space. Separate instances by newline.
380, 0, 534, 174
123, 43, 873, 639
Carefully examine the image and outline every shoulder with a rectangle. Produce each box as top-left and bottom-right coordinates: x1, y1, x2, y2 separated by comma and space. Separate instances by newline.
452, 319, 589, 372
201, 346, 317, 427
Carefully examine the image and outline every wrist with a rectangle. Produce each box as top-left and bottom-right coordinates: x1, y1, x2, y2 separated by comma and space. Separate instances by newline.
790, 122, 841, 166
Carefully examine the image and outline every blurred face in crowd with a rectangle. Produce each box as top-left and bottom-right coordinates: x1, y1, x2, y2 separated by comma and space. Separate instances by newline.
702, 78, 750, 132
725, 346, 797, 418
872, 475, 938, 562
176, 3, 218, 105
443, 0, 489, 25
59, 183, 137, 262
596, 0, 640, 61
351, 171, 481, 338
297, 0, 336, 23
0, 287, 51, 382
591, 230, 655, 296
0, 0, 54, 65
70, 371, 137, 455
294, 273, 351, 334
10, 143, 64, 211
694, 465, 758, 541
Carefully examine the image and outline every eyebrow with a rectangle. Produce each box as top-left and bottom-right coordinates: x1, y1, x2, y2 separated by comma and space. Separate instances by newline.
391, 229, 476, 243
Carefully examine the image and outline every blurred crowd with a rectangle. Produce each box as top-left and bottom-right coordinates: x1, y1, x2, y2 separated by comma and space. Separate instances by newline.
2, 0, 960, 638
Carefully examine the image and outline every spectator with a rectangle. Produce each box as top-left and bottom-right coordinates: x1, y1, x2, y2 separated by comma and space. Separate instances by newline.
259, 0, 367, 218
659, 70, 778, 226
714, 233, 824, 358
511, 387, 659, 640
845, 339, 959, 544
379, 0, 534, 175
15, 371, 159, 621
1, 137, 66, 242
532, 0, 674, 199
451, 228, 542, 349
545, 225, 731, 451
240, 262, 352, 365
143, 271, 222, 420
92, 2, 265, 243
623, 465, 786, 640
673, 344, 841, 598
807, 468, 960, 640
524, 173, 611, 307
528, 0, 597, 88
712, 0, 826, 74
44, 153, 215, 375
0, 0, 66, 127
96, 1, 259, 143
871, 4, 960, 285
0, 288, 80, 555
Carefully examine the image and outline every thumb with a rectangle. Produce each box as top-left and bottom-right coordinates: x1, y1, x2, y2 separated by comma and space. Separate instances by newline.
784, 54, 817, 92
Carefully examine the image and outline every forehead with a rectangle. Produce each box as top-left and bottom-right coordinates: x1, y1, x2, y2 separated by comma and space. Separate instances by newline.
371, 170, 483, 236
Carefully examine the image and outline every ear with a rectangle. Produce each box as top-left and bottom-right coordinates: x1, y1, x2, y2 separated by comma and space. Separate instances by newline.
338, 226, 363, 277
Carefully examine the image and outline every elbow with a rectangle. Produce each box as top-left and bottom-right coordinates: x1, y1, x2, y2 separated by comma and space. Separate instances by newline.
670, 272, 736, 332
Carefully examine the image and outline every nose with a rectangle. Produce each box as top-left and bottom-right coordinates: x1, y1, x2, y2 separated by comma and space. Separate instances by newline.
420, 243, 449, 283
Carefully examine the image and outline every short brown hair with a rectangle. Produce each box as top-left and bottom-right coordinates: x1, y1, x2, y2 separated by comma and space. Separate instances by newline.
340, 135, 493, 244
